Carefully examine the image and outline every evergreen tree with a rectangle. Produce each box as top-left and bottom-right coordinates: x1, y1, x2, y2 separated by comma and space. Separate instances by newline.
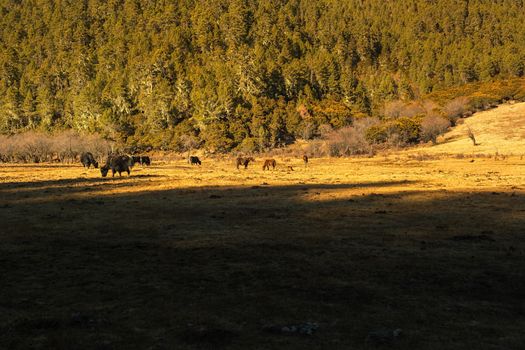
1, 0, 525, 150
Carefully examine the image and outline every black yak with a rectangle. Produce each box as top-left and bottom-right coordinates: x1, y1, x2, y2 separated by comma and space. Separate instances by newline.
100, 155, 131, 177
80, 152, 98, 168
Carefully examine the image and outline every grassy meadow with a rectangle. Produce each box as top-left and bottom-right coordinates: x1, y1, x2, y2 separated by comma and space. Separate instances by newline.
1, 105, 525, 349
413, 101, 525, 156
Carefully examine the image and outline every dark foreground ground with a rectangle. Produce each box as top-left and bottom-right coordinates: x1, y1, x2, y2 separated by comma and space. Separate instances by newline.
1, 161, 525, 349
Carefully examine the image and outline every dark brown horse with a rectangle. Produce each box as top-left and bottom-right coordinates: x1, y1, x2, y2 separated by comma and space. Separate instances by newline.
236, 156, 255, 169
303, 154, 309, 167
189, 156, 201, 165
262, 159, 276, 170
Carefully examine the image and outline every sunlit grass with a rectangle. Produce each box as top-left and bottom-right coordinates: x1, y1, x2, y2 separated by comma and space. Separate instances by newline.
1, 105, 525, 349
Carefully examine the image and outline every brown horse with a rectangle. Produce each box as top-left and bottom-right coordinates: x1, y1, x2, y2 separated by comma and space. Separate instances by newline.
303, 154, 309, 167
236, 157, 255, 169
262, 159, 276, 170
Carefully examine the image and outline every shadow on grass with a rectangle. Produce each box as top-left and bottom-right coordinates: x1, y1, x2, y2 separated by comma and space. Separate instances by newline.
1, 180, 525, 349
0, 178, 418, 204
0, 174, 163, 192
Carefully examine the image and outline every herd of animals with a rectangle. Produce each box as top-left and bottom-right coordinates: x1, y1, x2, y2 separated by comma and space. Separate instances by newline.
80, 152, 151, 177
81, 152, 309, 177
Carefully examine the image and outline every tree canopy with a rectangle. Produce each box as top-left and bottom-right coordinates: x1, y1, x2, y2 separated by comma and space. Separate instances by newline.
1, 0, 524, 151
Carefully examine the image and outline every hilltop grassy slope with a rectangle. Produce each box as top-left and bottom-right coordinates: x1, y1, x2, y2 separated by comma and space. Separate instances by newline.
408, 101, 525, 156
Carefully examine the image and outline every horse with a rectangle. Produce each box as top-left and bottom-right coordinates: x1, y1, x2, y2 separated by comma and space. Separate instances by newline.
236, 156, 255, 169
189, 156, 202, 165
262, 159, 276, 170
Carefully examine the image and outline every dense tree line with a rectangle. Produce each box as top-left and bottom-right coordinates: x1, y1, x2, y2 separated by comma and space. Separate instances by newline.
1, 0, 524, 151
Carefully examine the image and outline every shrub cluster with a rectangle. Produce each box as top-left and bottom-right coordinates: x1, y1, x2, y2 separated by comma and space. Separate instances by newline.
420, 116, 451, 144
303, 118, 377, 157
321, 119, 378, 156
0, 131, 113, 163
367, 79, 525, 147
365, 117, 422, 146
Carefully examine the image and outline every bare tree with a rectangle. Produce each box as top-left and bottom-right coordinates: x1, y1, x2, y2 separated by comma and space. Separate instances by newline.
466, 125, 478, 146
180, 134, 201, 162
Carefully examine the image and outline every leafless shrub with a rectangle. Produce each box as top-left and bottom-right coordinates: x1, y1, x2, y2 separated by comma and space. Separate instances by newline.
382, 100, 425, 118
420, 100, 441, 117
0, 131, 113, 163
407, 153, 441, 161
402, 103, 426, 117
442, 97, 470, 124
179, 134, 201, 161
265, 147, 284, 158
493, 151, 508, 161
421, 116, 451, 143
321, 118, 378, 157
301, 121, 316, 140
455, 153, 490, 159
382, 99, 442, 120
475, 153, 491, 158
304, 140, 325, 157
382, 100, 408, 118
318, 124, 334, 138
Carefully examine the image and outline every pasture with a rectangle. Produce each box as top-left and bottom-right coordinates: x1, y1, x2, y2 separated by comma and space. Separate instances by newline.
1, 154, 524, 350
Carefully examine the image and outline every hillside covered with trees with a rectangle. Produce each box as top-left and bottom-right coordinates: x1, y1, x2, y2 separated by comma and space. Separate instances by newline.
1, 0, 525, 152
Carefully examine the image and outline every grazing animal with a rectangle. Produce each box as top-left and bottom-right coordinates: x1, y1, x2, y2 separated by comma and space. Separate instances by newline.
127, 155, 135, 169
130, 155, 151, 166
287, 166, 294, 171
189, 156, 201, 165
236, 156, 255, 169
262, 159, 276, 170
303, 154, 309, 167
80, 152, 98, 169
100, 155, 131, 177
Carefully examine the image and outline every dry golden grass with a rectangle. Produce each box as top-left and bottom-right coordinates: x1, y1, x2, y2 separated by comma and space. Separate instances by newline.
1, 105, 525, 349
410, 101, 525, 156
